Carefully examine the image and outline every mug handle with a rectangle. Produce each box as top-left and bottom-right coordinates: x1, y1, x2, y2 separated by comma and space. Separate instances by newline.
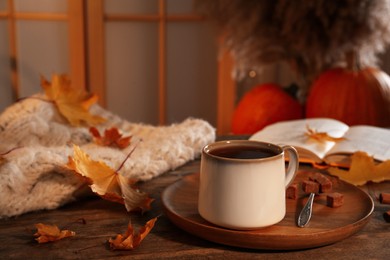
282, 145, 299, 187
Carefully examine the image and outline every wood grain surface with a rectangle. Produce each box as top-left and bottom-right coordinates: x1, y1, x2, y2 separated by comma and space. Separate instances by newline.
0, 136, 389, 259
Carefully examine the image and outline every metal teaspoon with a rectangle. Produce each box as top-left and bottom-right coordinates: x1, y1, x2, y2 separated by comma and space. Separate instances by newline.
297, 192, 315, 227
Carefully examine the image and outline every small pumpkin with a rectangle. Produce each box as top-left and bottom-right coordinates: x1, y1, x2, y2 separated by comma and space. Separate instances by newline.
306, 67, 390, 126
231, 83, 303, 134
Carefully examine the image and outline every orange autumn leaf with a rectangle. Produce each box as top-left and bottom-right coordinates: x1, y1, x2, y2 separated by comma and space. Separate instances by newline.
34, 223, 75, 243
108, 217, 157, 250
90, 127, 132, 149
66, 145, 153, 212
305, 124, 346, 142
41, 74, 105, 126
328, 151, 390, 186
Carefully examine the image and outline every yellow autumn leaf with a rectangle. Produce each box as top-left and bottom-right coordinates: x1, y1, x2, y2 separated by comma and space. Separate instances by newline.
66, 145, 153, 212
305, 124, 346, 142
34, 223, 75, 243
328, 151, 390, 186
41, 74, 105, 126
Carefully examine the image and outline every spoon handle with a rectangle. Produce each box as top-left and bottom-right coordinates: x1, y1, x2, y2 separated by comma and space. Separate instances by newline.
297, 192, 315, 227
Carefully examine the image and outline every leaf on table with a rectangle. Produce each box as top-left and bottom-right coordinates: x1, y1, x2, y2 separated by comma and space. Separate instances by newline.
108, 217, 157, 250
305, 124, 346, 142
34, 223, 75, 243
66, 145, 153, 212
89, 127, 132, 149
41, 74, 106, 126
328, 151, 390, 186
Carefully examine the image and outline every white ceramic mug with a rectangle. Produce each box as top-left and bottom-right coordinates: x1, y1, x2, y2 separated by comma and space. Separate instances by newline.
198, 140, 299, 230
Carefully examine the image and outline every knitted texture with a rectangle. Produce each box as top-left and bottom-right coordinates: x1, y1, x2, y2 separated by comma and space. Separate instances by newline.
0, 96, 215, 218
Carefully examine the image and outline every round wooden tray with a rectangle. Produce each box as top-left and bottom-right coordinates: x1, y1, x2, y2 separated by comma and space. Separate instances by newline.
161, 171, 374, 250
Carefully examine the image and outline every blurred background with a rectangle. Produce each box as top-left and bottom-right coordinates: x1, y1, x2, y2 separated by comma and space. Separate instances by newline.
1, 0, 390, 134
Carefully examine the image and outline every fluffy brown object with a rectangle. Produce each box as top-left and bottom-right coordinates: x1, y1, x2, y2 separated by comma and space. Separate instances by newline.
196, 0, 390, 90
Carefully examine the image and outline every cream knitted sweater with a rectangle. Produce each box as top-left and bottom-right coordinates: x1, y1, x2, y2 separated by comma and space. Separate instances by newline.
0, 96, 215, 218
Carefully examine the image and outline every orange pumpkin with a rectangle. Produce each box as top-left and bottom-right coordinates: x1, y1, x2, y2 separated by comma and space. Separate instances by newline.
231, 83, 303, 134
306, 67, 390, 126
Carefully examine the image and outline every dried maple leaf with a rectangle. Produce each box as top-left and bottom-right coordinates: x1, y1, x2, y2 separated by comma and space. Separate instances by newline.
41, 74, 105, 126
305, 124, 346, 142
90, 127, 131, 149
328, 151, 390, 186
34, 223, 75, 243
67, 145, 153, 212
108, 217, 157, 250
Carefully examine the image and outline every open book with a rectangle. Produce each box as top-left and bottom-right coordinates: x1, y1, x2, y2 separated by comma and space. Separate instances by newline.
250, 118, 390, 167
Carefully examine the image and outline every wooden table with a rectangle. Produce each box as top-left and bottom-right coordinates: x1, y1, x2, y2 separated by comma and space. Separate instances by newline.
1, 137, 390, 259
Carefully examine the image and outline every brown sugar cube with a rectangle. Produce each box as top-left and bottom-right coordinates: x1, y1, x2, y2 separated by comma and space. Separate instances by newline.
309, 172, 333, 193
327, 192, 344, 208
286, 183, 298, 199
302, 180, 320, 194
384, 210, 390, 223
379, 193, 390, 204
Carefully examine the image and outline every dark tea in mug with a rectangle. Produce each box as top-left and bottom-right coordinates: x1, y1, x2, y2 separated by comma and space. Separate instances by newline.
208, 144, 279, 159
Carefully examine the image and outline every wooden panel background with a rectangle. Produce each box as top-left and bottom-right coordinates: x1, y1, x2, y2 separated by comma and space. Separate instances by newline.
0, 0, 235, 133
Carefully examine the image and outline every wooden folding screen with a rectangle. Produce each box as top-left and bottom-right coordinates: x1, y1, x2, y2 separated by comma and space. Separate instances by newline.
1, 0, 236, 134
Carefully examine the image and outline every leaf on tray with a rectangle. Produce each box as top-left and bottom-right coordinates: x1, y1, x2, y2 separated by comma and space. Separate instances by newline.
66, 145, 153, 212
305, 124, 346, 142
34, 223, 75, 243
108, 217, 157, 250
89, 127, 132, 149
41, 74, 106, 126
328, 151, 390, 186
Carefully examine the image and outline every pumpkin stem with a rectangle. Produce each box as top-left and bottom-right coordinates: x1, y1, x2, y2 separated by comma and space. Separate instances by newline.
346, 51, 360, 71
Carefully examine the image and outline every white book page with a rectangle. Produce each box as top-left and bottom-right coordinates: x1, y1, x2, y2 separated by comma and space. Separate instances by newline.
250, 118, 349, 160
326, 126, 390, 161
